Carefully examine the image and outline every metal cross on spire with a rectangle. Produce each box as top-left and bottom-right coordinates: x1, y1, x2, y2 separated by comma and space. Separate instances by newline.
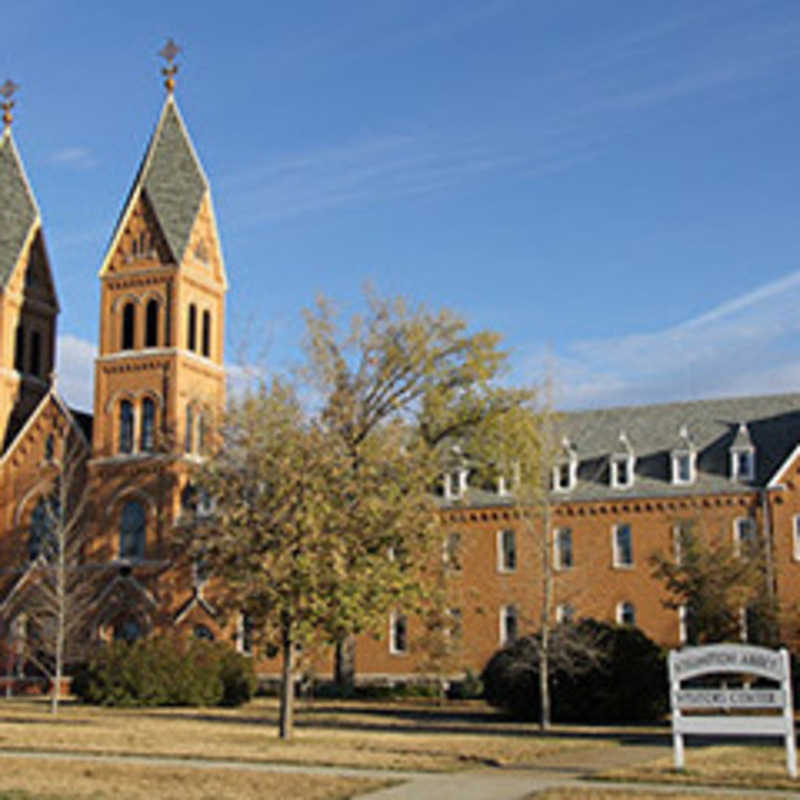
0, 79, 18, 130
159, 39, 181, 94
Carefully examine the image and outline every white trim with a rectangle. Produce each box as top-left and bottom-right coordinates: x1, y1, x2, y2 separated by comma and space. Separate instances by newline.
497, 528, 517, 572
678, 605, 688, 644
793, 515, 800, 562
499, 604, 518, 646
553, 526, 573, 570
556, 603, 574, 624
552, 457, 577, 492
730, 446, 755, 482
768, 444, 800, 488
389, 611, 408, 655
733, 516, 757, 558
671, 450, 696, 485
616, 601, 636, 625
612, 523, 634, 568
610, 454, 635, 489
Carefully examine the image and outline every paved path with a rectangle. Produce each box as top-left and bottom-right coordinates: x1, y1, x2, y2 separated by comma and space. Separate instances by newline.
2, 743, 800, 799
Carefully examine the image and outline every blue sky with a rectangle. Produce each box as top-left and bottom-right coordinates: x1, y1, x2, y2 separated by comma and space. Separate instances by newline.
5, 0, 800, 411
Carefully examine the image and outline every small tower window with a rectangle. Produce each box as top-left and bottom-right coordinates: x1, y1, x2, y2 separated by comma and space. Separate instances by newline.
202, 310, 211, 357
119, 500, 146, 560
14, 324, 24, 372
122, 303, 135, 350
45, 434, 55, 461
187, 304, 197, 351
185, 405, 194, 454
140, 398, 155, 452
119, 400, 134, 454
197, 412, 206, 454
30, 331, 41, 377
145, 300, 159, 348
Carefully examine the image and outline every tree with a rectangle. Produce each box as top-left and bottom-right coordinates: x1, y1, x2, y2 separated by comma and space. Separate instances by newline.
4, 430, 97, 713
467, 374, 592, 729
650, 521, 774, 645
187, 377, 437, 739
302, 290, 523, 686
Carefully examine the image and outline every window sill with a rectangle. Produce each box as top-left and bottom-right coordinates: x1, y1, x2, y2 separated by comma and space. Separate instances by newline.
612, 563, 635, 570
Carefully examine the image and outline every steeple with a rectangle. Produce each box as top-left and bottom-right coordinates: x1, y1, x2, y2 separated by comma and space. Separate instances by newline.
0, 83, 59, 451
92, 44, 227, 464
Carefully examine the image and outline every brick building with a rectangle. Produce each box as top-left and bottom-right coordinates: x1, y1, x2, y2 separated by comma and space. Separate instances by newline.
2, 67, 800, 684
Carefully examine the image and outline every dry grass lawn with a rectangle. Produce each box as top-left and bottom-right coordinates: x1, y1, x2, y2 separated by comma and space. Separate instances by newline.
0, 698, 602, 772
0, 756, 389, 799
532, 791, 781, 800
598, 745, 800, 791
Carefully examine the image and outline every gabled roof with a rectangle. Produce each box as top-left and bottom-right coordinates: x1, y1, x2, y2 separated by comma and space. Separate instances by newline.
101, 96, 209, 273
0, 129, 40, 289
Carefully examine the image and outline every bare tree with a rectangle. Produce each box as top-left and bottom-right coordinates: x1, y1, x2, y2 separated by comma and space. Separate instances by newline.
5, 430, 97, 713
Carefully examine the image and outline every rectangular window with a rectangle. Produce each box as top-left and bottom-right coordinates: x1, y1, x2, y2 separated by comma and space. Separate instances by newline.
556, 603, 574, 624
554, 527, 573, 569
390, 612, 408, 654
444, 532, 462, 570
553, 462, 573, 491
448, 608, 462, 639
673, 452, 693, 484
614, 457, 629, 487
236, 612, 253, 656
734, 517, 757, 558
498, 529, 516, 572
672, 523, 691, 565
500, 604, 518, 645
794, 515, 800, 561
613, 524, 633, 567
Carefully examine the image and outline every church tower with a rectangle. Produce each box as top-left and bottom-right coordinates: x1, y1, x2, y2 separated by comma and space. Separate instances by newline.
0, 82, 59, 453
89, 43, 227, 606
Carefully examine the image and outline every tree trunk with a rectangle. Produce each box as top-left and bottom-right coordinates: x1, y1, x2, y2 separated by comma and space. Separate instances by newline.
334, 636, 355, 694
278, 624, 294, 739
539, 505, 552, 731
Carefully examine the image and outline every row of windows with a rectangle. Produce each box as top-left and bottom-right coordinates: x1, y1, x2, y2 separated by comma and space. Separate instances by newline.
119, 398, 157, 454
388, 601, 638, 654
14, 325, 44, 378
119, 300, 213, 358
444, 518, 760, 576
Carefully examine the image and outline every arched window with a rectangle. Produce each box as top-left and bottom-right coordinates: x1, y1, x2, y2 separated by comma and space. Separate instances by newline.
119, 400, 134, 454
185, 405, 194, 454
122, 303, 135, 350
145, 300, 159, 348
14, 324, 24, 372
119, 500, 146, 560
140, 398, 155, 452
197, 412, 205, 455
114, 618, 141, 643
193, 624, 215, 641
187, 304, 197, 351
29, 499, 50, 560
202, 310, 211, 357
30, 331, 41, 377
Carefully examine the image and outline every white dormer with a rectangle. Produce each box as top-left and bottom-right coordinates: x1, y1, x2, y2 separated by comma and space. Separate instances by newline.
552, 437, 577, 492
610, 431, 635, 489
671, 424, 696, 485
444, 468, 468, 500
730, 422, 755, 482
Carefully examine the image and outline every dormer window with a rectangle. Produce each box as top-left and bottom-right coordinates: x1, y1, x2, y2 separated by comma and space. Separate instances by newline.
444, 469, 468, 500
730, 422, 755, 482
671, 425, 696, 485
553, 438, 577, 492
610, 432, 635, 489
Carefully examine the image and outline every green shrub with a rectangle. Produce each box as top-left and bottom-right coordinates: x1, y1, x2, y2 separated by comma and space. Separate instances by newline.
481, 618, 667, 723
72, 635, 256, 707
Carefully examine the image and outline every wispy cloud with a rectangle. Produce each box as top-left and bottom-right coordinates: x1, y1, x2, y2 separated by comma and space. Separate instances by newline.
222, 131, 596, 226
49, 146, 97, 169
527, 268, 800, 410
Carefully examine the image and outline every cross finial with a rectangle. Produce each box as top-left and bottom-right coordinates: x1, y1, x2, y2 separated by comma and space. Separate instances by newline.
0, 79, 19, 130
159, 39, 181, 94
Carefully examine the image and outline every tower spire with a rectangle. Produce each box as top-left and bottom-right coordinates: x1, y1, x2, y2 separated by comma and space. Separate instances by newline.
0, 79, 19, 130
159, 39, 181, 95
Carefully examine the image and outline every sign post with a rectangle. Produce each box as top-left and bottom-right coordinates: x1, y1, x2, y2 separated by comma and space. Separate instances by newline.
669, 644, 796, 778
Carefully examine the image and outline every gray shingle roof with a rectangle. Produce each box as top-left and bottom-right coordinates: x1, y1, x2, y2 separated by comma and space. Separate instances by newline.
558, 393, 800, 501
108, 98, 207, 266
0, 132, 38, 288
439, 393, 800, 509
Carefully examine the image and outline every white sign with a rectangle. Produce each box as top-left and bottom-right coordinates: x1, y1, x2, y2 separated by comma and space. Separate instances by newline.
669, 644, 796, 778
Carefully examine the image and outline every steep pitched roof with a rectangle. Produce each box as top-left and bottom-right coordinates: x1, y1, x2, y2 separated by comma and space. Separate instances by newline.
439, 392, 800, 509
101, 96, 209, 272
0, 130, 39, 288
